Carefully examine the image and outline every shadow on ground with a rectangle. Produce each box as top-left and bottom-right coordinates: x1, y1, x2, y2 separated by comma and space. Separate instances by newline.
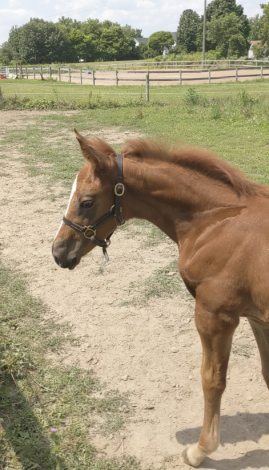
176, 412, 269, 470
201, 450, 269, 470
0, 377, 64, 470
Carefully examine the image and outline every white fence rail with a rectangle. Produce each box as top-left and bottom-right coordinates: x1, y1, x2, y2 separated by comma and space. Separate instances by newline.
3, 65, 269, 89
88, 59, 269, 70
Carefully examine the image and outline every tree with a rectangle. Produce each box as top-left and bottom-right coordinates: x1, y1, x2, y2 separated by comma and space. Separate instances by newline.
80, 19, 102, 37
57, 17, 82, 31
0, 42, 13, 64
7, 19, 70, 63
122, 25, 142, 38
258, 3, 268, 56
3, 17, 143, 63
249, 15, 264, 40
207, 12, 248, 57
68, 29, 97, 62
176, 10, 202, 53
148, 31, 174, 55
207, 0, 244, 20
206, 0, 250, 39
97, 26, 135, 60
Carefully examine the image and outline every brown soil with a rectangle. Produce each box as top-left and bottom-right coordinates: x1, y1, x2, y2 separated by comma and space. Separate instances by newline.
0, 111, 269, 470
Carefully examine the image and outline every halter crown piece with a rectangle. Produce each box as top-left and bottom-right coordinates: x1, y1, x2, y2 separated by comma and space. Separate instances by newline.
62, 153, 125, 261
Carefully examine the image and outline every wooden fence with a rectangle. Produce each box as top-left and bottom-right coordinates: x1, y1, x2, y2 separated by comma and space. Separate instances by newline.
6, 65, 269, 89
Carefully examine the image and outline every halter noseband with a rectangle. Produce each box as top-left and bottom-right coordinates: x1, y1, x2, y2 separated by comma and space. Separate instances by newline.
62, 153, 125, 261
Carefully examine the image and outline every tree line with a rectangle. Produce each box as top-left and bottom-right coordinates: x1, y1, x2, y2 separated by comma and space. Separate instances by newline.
176, 0, 269, 59
0, 0, 269, 65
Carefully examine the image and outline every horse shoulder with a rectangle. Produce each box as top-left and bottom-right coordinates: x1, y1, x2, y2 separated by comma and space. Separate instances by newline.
178, 200, 268, 306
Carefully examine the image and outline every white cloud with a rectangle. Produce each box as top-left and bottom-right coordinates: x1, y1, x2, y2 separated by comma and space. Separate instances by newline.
136, 1, 155, 9
7, 0, 22, 6
0, 8, 37, 44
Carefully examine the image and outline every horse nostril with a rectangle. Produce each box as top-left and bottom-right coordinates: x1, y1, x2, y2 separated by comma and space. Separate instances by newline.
68, 257, 77, 270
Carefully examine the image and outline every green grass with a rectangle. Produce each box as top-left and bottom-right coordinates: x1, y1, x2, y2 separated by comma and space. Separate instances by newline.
1, 79, 269, 186
1, 77, 269, 104
0, 262, 140, 470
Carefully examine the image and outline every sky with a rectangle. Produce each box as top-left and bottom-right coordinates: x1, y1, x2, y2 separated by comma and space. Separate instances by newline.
0, 0, 265, 46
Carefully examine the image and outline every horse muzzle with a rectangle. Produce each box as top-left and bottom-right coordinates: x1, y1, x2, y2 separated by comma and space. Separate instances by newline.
52, 240, 80, 270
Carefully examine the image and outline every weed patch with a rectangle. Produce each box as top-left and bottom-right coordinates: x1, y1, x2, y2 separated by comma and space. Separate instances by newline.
0, 95, 149, 111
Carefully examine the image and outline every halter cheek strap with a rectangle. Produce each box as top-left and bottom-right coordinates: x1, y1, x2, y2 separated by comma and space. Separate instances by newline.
62, 154, 125, 261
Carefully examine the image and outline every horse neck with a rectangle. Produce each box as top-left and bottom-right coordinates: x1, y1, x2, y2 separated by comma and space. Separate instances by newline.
121, 158, 242, 243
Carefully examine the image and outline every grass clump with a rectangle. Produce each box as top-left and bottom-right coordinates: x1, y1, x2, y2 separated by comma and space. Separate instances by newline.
143, 260, 182, 301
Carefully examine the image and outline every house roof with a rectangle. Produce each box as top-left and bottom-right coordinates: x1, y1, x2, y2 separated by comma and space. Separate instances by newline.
135, 37, 149, 44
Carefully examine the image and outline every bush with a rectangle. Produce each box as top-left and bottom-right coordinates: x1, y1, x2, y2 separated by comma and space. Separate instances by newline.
184, 87, 201, 105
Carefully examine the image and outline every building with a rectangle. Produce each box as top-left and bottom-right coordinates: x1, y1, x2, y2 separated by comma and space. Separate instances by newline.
248, 40, 268, 59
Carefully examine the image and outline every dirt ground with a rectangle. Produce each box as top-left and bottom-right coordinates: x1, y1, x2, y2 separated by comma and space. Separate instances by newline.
0, 111, 269, 470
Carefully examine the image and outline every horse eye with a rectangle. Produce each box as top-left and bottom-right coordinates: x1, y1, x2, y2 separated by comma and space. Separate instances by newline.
81, 200, 93, 209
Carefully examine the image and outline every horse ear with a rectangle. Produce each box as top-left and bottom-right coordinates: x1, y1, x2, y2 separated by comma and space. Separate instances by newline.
74, 129, 110, 170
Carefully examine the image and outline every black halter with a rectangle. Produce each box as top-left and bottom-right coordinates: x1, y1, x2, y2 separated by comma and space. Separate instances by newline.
62, 154, 125, 261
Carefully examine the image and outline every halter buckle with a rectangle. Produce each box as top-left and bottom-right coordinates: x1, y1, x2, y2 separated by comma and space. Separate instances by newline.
83, 226, 97, 239
114, 183, 125, 196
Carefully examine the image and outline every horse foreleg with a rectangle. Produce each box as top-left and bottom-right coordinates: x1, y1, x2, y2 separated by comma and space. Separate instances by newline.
182, 304, 239, 467
249, 319, 269, 389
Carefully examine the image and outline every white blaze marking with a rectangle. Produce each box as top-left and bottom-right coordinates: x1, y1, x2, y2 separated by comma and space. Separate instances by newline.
54, 175, 78, 239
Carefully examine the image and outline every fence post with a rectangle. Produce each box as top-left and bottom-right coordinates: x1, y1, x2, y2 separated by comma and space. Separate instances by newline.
236, 68, 238, 82
208, 69, 211, 84
80, 68, 82, 85
261, 66, 263, 79
40, 66, 42, 79
58, 67, 61, 82
115, 69, 118, 86
179, 70, 182, 85
146, 71, 149, 102
33, 67, 35, 80
68, 68, 71, 83
92, 70, 95, 85
49, 66, 52, 78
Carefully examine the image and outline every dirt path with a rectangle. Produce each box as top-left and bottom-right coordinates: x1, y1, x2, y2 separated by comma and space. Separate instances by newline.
0, 112, 269, 470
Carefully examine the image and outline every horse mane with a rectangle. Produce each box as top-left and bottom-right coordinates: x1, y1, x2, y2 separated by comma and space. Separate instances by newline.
83, 135, 269, 198
121, 139, 269, 198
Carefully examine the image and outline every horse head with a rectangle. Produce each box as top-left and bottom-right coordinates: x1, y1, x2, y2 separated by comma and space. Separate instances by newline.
52, 130, 123, 269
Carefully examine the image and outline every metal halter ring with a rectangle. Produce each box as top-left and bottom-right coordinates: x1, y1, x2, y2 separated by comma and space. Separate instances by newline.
114, 183, 125, 196
83, 226, 97, 239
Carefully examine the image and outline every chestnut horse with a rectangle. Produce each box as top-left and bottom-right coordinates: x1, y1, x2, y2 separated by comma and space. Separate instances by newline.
52, 130, 269, 466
